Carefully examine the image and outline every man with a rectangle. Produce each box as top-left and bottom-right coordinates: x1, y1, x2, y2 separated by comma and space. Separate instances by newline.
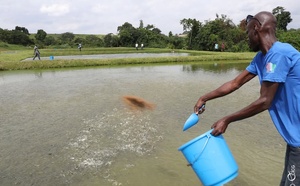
221, 42, 225, 52
194, 11, 300, 186
135, 43, 139, 50
78, 43, 82, 51
33, 45, 40, 60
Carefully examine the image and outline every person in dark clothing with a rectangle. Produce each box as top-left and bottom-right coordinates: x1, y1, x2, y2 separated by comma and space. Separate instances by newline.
33, 45, 41, 60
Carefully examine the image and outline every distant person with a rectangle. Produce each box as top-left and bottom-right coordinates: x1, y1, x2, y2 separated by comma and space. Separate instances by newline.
33, 45, 40, 60
214, 43, 219, 51
135, 43, 139, 50
78, 43, 82, 51
141, 43, 144, 50
221, 42, 225, 52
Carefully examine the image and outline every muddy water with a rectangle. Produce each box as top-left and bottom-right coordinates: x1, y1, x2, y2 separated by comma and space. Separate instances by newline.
0, 62, 285, 186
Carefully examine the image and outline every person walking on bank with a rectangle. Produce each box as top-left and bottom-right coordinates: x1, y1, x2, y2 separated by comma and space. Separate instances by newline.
78, 43, 82, 52
33, 45, 41, 60
194, 11, 300, 186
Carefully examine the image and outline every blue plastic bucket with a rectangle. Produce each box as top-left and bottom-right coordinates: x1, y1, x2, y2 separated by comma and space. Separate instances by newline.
178, 129, 238, 186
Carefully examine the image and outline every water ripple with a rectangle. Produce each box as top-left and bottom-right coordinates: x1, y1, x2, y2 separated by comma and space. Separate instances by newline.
64, 108, 163, 185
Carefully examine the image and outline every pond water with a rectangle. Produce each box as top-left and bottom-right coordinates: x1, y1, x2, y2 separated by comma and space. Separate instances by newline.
0, 62, 285, 186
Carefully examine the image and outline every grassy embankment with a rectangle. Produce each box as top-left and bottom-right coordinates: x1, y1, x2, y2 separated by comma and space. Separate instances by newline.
0, 43, 255, 71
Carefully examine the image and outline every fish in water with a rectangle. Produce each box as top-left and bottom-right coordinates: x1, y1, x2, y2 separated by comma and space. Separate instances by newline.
122, 95, 156, 110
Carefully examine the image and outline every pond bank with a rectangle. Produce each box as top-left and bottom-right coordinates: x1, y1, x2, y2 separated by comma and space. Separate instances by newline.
0, 48, 255, 71
21, 53, 190, 61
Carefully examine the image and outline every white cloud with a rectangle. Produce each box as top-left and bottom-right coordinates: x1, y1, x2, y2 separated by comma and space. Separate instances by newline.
91, 4, 109, 14
40, 3, 70, 16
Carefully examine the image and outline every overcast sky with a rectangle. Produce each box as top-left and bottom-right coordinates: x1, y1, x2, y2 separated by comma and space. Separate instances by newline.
1, 0, 299, 35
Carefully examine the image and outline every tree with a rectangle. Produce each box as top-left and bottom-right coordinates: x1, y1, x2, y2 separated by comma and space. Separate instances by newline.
14, 26, 29, 35
44, 36, 56, 46
74, 37, 86, 46
85, 35, 104, 47
60, 32, 75, 43
10, 30, 33, 45
180, 18, 193, 33
152, 28, 162, 35
145, 24, 155, 30
103, 33, 119, 47
277, 29, 300, 50
0, 28, 10, 43
168, 35, 185, 49
0, 27, 32, 45
180, 18, 201, 49
272, 6, 292, 31
117, 22, 135, 33
180, 14, 248, 51
117, 22, 137, 46
35, 29, 47, 42
139, 20, 144, 29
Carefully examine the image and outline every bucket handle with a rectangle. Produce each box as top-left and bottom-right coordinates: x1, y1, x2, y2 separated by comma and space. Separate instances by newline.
187, 134, 211, 166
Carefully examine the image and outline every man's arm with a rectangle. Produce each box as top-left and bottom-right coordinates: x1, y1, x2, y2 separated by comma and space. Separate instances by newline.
210, 81, 279, 136
194, 70, 256, 113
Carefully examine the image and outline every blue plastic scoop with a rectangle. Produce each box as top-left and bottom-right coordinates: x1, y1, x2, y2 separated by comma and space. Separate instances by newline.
183, 113, 199, 131
182, 105, 205, 131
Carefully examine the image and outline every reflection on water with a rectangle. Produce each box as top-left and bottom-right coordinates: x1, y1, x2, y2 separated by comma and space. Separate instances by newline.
182, 61, 249, 73
0, 62, 285, 186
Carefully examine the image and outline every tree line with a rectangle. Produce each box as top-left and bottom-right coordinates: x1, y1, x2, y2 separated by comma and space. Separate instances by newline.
0, 6, 299, 51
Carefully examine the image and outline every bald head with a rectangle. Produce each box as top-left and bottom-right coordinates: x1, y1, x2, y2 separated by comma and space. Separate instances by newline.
254, 11, 277, 31
246, 11, 278, 53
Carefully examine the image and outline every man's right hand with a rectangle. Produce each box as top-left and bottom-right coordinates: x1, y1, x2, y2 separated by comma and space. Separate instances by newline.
194, 99, 206, 114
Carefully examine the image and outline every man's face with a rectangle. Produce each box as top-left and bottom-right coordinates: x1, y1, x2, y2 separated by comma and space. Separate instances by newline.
246, 21, 260, 52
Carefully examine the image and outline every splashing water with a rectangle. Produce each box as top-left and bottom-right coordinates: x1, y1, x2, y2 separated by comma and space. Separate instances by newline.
63, 108, 163, 185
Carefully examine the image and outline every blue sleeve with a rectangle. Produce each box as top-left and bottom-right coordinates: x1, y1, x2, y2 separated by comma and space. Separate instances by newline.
246, 54, 260, 75
246, 60, 257, 75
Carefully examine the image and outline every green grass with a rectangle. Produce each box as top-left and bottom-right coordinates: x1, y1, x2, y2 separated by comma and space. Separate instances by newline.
0, 46, 256, 71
